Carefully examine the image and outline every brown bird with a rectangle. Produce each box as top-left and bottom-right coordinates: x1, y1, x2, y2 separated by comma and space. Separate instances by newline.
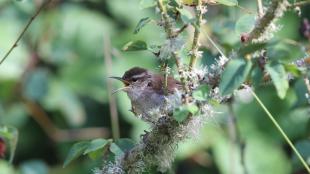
111, 67, 181, 123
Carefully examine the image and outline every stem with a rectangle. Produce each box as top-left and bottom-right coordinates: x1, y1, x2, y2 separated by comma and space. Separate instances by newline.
157, 0, 190, 101
189, 0, 203, 71
256, 0, 264, 17
303, 76, 310, 95
0, 0, 52, 66
157, 0, 173, 37
249, 89, 310, 173
103, 36, 120, 140
227, 103, 248, 174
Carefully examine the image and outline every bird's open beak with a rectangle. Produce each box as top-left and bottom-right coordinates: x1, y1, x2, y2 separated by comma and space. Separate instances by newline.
109, 76, 130, 86
111, 86, 130, 94
109, 76, 130, 95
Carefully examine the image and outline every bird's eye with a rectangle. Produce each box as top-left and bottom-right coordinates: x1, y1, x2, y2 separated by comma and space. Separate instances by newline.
131, 78, 137, 82
147, 82, 152, 87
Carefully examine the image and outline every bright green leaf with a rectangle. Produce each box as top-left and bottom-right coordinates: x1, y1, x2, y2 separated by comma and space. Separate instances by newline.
184, 104, 199, 115
215, 0, 238, 6
134, 17, 151, 34
219, 59, 253, 95
83, 138, 110, 155
235, 15, 255, 35
122, 40, 148, 51
193, 84, 209, 101
284, 64, 302, 77
265, 62, 289, 99
63, 141, 89, 167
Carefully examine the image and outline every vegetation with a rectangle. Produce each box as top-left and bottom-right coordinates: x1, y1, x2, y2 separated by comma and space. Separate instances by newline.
0, 0, 309, 174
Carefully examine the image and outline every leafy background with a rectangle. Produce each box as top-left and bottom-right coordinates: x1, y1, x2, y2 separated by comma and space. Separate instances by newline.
0, 0, 309, 174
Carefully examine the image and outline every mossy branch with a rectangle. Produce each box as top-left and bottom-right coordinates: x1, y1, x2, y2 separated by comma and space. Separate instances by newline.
245, 0, 289, 42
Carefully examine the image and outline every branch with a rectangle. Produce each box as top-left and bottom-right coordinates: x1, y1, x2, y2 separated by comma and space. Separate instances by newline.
157, 0, 190, 102
104, 36, 120, 140
291, 0, 310, 8
0, 0, 52, 66
189, 0, 204, 71
244, 0, 289, 43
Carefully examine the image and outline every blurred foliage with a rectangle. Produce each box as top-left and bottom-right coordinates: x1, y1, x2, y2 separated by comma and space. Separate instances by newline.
0, 0, 309, 173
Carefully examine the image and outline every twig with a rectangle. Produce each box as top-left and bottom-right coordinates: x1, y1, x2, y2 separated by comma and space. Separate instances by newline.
0, 0, 52, 66
103, 36, 120, 140
256, 0, 264, 17
246, 0, 288, 42
249, 88, 310, 173
157, 0, 190, 102
291, 0, 310, 7
189, 0, 203, 71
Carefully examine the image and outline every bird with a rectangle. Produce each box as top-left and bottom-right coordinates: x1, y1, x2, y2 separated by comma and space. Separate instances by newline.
110, 67, 181, 123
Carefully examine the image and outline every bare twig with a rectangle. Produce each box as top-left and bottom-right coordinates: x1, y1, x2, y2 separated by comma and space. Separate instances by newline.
189, 0, 204, 71
104, 36, 120, 140
0, 0, 52, 66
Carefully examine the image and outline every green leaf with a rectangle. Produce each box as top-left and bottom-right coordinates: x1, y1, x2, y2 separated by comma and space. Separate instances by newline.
184, 104, 199, 114
215, 0, 238, 6
193, 84, 210, 101
122, 40, 148, 51
292, 140, 310, 170
173, 104, 198, 122
235, 15, 255, 35
109, 143, 124, 157
83, 138, 110, 155
239, 42, 267, 56
265, 62, 289, 99
109, 139, 135, 158
63, 141, 89, 167
139, 0, 156, 9
219, 59, 253, 95
174, 107, 189, 122
284, 64, 302, 77
134, 17, 151, 34
177, 8, 195, 24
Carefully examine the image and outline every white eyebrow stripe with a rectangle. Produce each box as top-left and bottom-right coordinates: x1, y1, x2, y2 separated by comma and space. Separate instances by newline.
132, 72, 147, 79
